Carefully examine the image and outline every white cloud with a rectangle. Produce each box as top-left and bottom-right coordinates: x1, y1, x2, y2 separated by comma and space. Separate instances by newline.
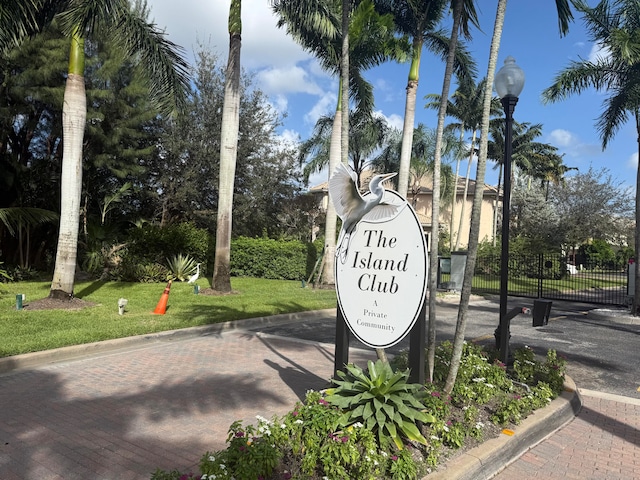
279, 129, 300, 146
548, 129, 579, 148
628, 152, 639, 169
304, 92, 337, 126
256, 66, 323, 96
149, 0, 310, 69
588, 42, 611, 63
548, 129, 601, 158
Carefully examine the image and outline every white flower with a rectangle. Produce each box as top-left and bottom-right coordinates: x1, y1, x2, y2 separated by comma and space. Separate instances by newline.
353, 422, 363, 428
201, 475, 207, 480
475, 422, 485, 429
281, 424, 286, 429
486, 383, 495, 388
472, 377, 486, 383
442, 425, 449, 432
208, 456, 215, 462
295, 419, 304, 424
380, 451, 388, 457
220, 464, 226, 470
430, 435, 440, 440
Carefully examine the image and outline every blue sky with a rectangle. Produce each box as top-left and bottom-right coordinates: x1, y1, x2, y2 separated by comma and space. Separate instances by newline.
149, 0, 638, 190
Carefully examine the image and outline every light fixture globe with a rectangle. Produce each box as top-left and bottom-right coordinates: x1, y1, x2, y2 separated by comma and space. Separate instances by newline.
494, 56, 525, 99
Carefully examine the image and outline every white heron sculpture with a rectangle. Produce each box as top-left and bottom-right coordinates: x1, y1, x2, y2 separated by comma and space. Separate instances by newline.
187, 263, 201, 283
329, 163, 400, 263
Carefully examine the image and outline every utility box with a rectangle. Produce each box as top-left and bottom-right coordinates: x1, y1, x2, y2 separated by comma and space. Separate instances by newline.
450, 251, 467, 292
532, 299, 552, 327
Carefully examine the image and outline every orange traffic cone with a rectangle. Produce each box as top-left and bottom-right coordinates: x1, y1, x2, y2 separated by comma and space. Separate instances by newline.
153, 280, 172, 314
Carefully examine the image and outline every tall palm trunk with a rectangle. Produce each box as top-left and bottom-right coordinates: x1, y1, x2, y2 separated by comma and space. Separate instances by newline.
445, 0, 507, 393
492, 163, 503, 246
427, 0, 464, 381
397, 35, 423, 197
454, 129, 477, 250
449, 128, 465, 247
213, 0, 242, 292
320, 102, 342, 285
50, 30, 86, 299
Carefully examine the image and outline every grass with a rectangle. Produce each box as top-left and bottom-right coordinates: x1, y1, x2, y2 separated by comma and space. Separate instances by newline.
0, 278, 337, 358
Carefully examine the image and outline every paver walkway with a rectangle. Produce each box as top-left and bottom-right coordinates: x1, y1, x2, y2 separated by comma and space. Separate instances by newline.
0, 330, 374, 480
1, 320, 639, 480
491, 390, 640, 480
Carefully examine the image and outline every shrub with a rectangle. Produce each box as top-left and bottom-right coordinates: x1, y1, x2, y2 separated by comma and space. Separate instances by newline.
166, 254, 198, 281
126, 222, 209, 266
325, 360, 435, 450
194, 391, 404, 480
230, 236, 309, 280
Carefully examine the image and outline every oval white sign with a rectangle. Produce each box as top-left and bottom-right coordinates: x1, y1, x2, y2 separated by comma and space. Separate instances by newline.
335, 190, 428, 348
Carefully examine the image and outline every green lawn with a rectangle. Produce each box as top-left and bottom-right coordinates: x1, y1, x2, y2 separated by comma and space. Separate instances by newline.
0, 278, 337, 358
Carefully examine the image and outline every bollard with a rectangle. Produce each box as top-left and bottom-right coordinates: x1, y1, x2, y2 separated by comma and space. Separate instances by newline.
193, 285, 200, 294
118, 298, 128, 315
16, 294, 23, 310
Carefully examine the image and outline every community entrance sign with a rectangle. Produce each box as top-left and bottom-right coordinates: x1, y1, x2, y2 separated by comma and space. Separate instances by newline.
335, 190, 428, 349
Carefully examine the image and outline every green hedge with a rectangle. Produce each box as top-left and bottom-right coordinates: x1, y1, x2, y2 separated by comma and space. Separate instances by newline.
126, 222, 210, 264
118, 224, 321, 282
231, 236, 319, 281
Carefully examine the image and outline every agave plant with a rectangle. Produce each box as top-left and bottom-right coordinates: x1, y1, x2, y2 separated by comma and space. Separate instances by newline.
166, 254, 198, 281
325, 360, 435, 449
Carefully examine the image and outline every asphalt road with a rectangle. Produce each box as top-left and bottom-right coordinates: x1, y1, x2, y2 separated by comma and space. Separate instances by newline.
248, 294, 640, 400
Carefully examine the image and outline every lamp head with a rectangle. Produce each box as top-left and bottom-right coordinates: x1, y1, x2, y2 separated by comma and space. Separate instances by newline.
494, 56, 525, 99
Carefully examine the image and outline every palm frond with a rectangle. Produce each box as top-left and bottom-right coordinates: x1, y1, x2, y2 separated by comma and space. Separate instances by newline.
0, 207, 59, 237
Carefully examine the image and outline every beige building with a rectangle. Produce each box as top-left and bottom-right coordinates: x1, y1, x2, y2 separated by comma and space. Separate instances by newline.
309, 174, 500, 250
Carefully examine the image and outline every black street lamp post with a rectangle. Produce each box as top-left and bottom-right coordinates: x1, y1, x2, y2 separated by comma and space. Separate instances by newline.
494, 56, 525, 364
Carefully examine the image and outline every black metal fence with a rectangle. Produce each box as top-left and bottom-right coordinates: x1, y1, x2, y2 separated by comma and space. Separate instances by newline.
438, 253, 629, 306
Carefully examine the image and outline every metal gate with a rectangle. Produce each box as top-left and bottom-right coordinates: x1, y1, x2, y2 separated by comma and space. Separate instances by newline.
439, 253, 629, 305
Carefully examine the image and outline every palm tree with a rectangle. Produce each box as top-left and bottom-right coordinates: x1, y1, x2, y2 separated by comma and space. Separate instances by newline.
0, 207, 59, 268
7, 1, 189, 299
371, 123, 463, 202
46, 1, 188, 299
0, 0, 58, 53
487, 121, 564, 245
543, 0, 640, 314
426, 77, 501, 249
372, 0, 476, 198
443, 0, 573, 394
212, 0, 242, 293
301, 111, 389, 181
272, 0, 407, 285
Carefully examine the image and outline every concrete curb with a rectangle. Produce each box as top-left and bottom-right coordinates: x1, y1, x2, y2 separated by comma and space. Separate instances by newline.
424, 375, 582, 480
0, 308, 337, 375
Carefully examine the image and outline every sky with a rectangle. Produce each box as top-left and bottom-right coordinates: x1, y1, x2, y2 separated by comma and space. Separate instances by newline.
147, 0, 638, 190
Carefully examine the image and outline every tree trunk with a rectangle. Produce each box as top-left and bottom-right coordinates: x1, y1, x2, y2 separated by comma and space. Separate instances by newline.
454, 130, 477, 250
397, 36, 423, 198
320, 107, 342, 286
450, 133, 463, 249
493, 164, 503, 247
444, 0, 507, 393
213, 0, 242, 293
50, 31, 86, 300
427, 0, 464, 381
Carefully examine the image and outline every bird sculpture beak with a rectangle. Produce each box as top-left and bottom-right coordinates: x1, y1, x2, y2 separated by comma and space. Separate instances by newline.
381, 172, 397, 183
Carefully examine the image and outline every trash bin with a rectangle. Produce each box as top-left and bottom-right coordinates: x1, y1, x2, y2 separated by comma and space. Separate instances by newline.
532, 299, 552, 327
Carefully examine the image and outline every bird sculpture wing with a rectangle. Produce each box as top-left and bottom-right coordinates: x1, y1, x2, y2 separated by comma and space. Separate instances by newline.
361, 202, 401, 223
329, 163, 362, 222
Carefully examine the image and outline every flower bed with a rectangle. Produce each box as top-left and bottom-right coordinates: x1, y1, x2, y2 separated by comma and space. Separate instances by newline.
151, 342, 566, 480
